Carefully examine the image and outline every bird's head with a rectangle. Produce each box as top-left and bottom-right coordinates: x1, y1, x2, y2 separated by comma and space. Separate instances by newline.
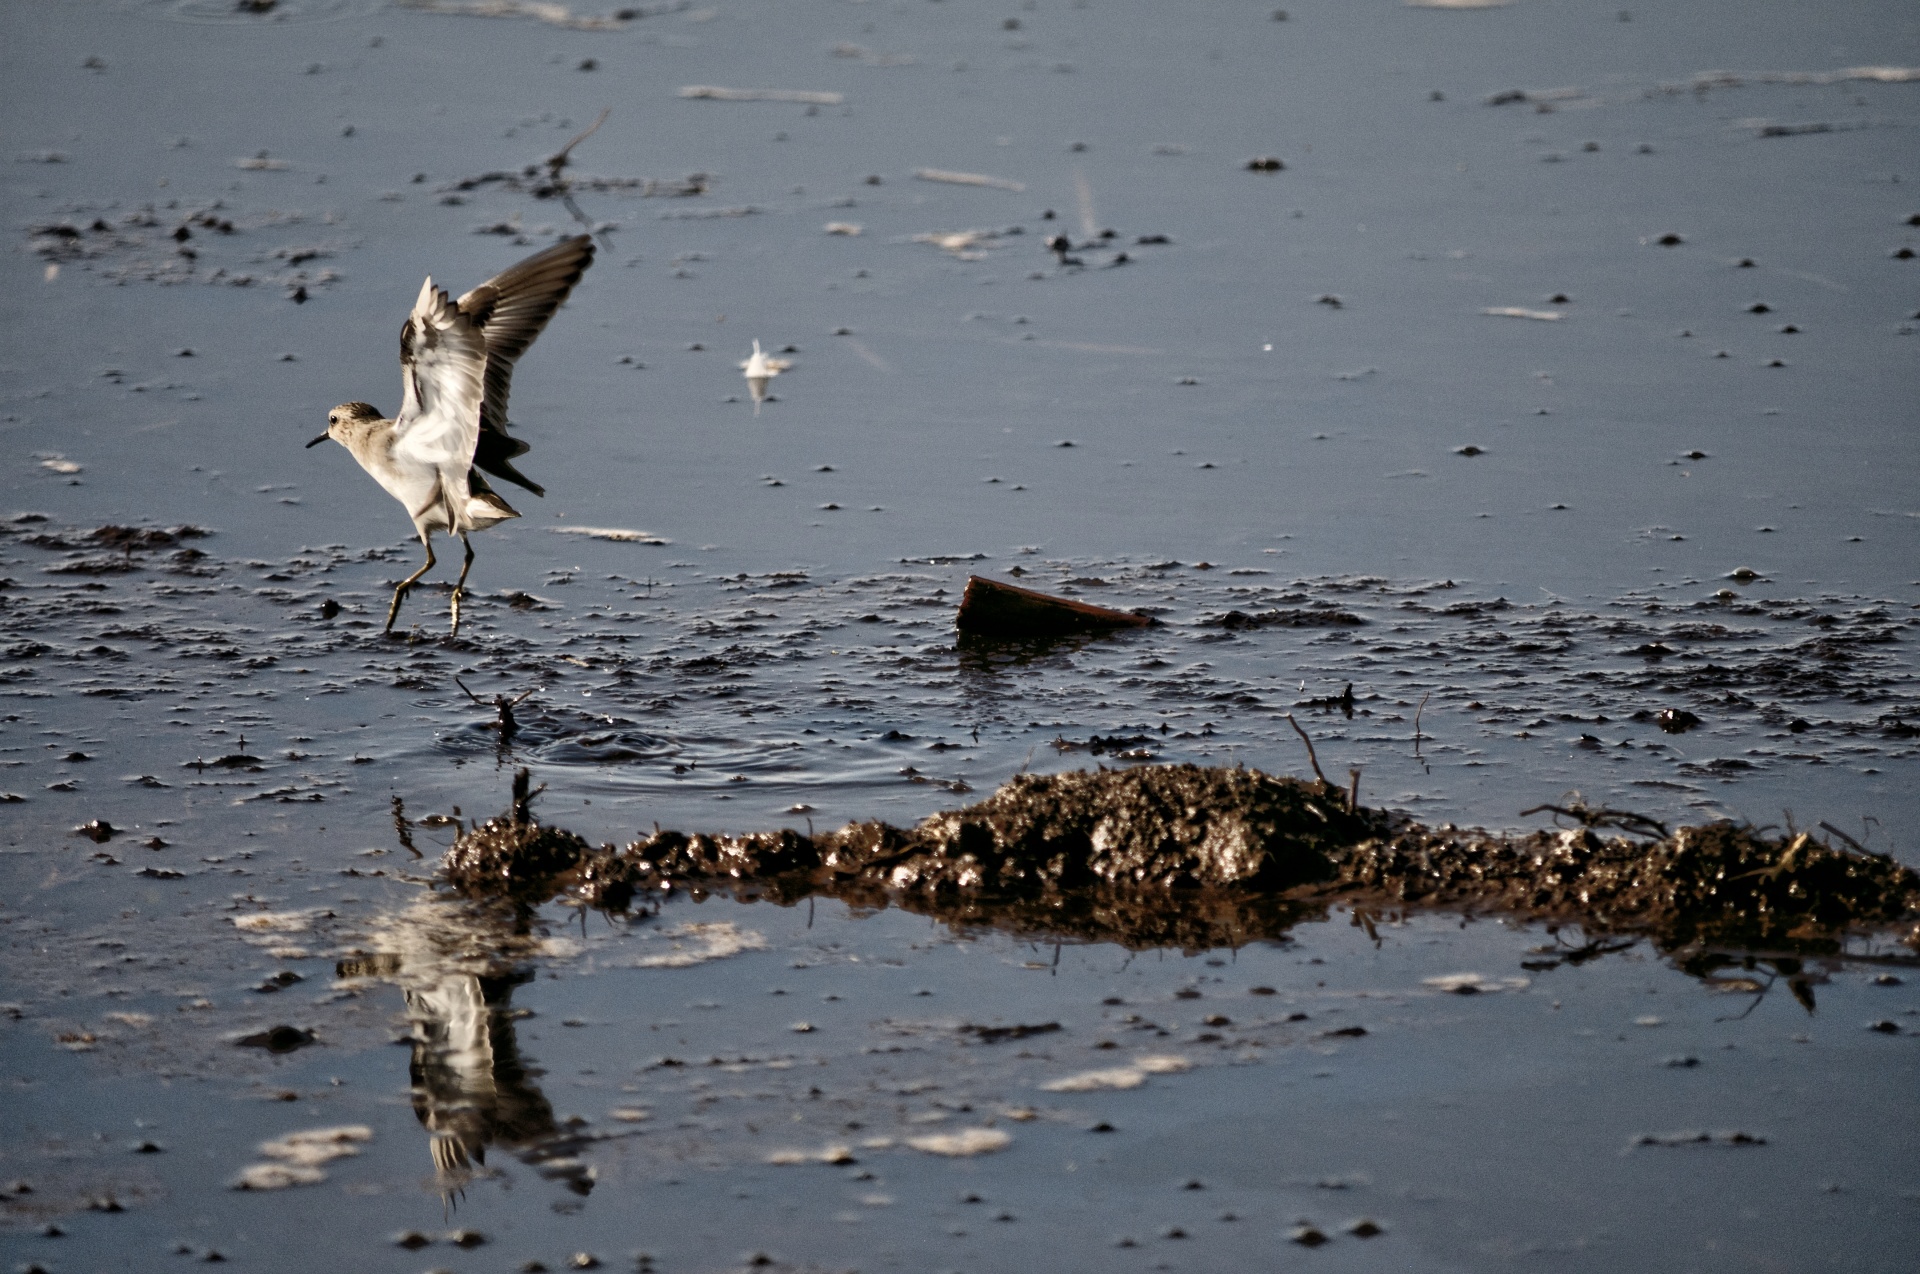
307, 401, 382, 449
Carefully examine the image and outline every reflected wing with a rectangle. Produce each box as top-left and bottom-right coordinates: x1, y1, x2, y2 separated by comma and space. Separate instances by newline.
455, 234, 596, 497
393, 276, 488, 529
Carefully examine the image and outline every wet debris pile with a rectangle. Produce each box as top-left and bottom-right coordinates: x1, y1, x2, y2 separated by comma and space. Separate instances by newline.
1332, 806, 1920, 951
442, 766, 1920, 958
440, 770, 594, 896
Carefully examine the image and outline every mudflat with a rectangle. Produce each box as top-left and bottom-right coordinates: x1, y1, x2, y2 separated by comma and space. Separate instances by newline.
3, 2, 1917, 1271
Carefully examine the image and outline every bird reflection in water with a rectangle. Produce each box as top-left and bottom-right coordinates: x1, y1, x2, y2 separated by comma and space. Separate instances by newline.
337, 897, 599, 1204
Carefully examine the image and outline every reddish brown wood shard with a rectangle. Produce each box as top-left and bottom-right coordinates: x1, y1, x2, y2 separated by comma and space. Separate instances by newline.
955, 575, 1155, 638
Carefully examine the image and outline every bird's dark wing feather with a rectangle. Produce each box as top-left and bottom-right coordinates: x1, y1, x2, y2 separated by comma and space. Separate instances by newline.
456, 234, 595, 497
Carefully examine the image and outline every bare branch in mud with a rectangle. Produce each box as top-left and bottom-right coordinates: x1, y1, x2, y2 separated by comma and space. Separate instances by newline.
510, 766, 547, 827
1282, 713, 1332, 789
546, 107, 611, 182
455, 675, 539, 742
1819, 821, 1868, 854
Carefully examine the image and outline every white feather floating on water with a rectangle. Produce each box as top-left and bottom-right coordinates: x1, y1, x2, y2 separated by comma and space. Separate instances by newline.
911, 229, 998, 259
546, 526, 671, 544
913, 167, 1025, 192
681, 85, 845, 105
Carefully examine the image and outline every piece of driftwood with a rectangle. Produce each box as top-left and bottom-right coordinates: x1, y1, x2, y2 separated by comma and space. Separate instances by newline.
954, 575, 1155, 638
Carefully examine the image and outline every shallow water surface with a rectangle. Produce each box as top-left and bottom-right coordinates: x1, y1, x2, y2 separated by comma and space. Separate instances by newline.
3, 0, 1918, 1269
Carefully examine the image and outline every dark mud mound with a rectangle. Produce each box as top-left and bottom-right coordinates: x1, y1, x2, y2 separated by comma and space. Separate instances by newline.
440, 770, 593, 899
441, 766, 1920, 958
895, 764, 1368, 891
1333, 815, 1919, 951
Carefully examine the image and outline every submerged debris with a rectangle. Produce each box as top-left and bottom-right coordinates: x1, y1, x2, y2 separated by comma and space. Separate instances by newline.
955, 575, 1156, 638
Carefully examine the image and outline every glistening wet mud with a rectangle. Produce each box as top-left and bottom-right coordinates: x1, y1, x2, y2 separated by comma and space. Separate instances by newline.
444, 765, 1920, 972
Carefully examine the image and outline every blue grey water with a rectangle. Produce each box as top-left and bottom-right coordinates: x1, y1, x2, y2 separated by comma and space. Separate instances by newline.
2, 1, 1916, 1270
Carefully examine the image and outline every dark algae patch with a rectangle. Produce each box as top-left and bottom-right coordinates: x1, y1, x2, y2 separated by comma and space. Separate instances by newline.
442, 766, 1920, 962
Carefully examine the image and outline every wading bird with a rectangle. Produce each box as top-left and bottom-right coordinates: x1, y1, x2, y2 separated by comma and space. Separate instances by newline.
739, 338, 792, 414
308, 235, 595, 634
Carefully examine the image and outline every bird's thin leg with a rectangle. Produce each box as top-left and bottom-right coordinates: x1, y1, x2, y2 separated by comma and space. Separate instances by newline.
386, 535, 436, 633
449, 534, 475, 636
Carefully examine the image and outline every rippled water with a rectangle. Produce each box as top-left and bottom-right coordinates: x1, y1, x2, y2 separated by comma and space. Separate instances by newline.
3, 0, 1917, 1269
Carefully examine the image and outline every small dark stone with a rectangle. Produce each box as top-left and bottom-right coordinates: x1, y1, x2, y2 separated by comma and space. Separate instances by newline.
75, 819, 115, 843
1868, 1020, 1900, 1034
235, 1025, 314, 1053
1290, 1225, 1329, 1247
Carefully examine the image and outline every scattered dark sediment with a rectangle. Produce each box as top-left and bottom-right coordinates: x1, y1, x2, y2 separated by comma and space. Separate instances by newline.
442, 766, 1920, 962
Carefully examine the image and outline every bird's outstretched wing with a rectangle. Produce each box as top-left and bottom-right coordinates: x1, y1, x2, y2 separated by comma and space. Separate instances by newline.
393, 276, 488, 532
455, 234, 595, 497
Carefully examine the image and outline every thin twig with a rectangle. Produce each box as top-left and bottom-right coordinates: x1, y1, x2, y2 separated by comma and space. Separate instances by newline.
546, 106, 611, 180
1520, 802, 1669, 840
1819, 821, 1868, 854
540, 108, 616, 251
1281, 713, 1331, 788
1348, 767, 1361, 813
1413, 691, 1430, 754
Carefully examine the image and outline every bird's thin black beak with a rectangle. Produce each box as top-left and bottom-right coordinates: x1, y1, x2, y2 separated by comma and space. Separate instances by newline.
305, 432, 330, 448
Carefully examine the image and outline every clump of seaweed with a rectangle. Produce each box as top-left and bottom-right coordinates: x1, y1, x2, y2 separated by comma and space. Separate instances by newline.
440, 765, 1920, 961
